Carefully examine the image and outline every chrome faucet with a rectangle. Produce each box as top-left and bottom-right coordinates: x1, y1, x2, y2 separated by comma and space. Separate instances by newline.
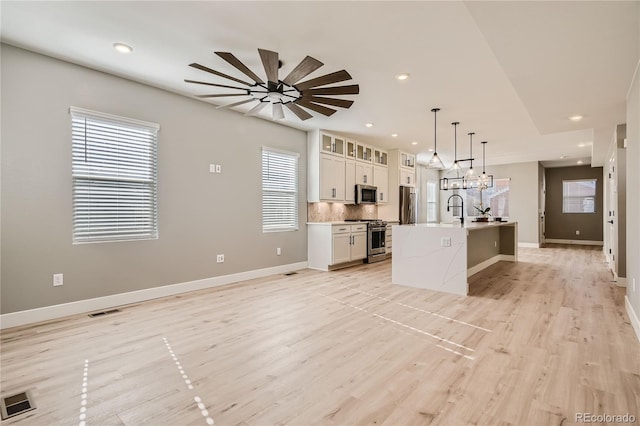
447, 194, 465, 225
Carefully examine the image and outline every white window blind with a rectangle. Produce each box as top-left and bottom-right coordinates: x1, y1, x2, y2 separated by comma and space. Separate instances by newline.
563, 179, 596, 213
70, 107, 159, 243
262, 147, 299, 232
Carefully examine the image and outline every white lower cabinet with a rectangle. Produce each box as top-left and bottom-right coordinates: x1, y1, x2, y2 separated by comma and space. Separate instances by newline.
308, 223, 368, 271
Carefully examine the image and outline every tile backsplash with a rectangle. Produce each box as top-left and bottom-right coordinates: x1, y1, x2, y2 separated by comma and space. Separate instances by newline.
307, 203, 377, 222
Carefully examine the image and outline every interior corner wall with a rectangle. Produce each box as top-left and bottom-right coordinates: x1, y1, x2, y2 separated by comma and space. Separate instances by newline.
439, 161, 540, 244
544, 166, 604, 242
0, 44, 308, 315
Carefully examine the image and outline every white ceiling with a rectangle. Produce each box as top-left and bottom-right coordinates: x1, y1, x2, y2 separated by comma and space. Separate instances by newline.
1, 1, 638, 167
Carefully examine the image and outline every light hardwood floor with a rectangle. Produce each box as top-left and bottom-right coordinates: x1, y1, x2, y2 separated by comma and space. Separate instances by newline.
1, 245, 638, 425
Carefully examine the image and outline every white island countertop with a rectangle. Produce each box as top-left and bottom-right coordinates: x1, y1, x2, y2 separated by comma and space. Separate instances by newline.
392, 221, 518, 296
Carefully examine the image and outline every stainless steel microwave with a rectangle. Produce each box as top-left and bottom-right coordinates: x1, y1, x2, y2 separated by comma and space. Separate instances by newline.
355, 184, 378, 204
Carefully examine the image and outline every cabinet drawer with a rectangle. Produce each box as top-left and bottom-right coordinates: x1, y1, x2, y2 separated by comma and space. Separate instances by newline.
332, 225, 351, 234
350, 224, 367, 232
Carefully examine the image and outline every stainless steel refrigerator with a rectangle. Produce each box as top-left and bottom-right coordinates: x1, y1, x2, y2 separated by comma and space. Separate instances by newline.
399, 186, 417, 224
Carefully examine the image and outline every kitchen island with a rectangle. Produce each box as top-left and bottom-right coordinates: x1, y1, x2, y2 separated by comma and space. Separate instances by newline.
392, 221, 517, 296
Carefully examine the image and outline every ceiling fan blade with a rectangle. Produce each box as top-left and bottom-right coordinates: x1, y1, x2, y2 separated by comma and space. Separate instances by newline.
295, 99, 337, 117
282, 56, 324, 86
273, 103, 285, 120
196, 93, 249, 98
301, 96, 354, 109
216, 99, 257, 109
258, 49, 279, 83
215, 51, 265, 84
305, 85, 360, 96
294, 70, 352, 91
184, 79, 248, 91
246, 101, 269, 116
284, 102, 313, 121
189, 63, 253, 86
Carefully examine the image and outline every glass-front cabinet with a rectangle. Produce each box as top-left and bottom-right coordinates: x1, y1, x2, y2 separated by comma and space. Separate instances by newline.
321, 133, 345, 156
400, 152, 415, 169
356, 143, 373, 163
346, 140, 356, 160
374, 148, 388, 166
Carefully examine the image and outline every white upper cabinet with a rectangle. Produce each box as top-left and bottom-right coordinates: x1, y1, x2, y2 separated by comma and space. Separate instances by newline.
374, 165, 389, 203
355, 162, 373, 186
346, 140, 356, 160
400, 152, 415, 169
356, 142, 373, 163
320, 133, 345, 157
374, 148, 388, 167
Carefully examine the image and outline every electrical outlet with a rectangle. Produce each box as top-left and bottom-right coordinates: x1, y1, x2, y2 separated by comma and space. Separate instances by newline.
276, 247, 281, 256
53, 273, 63, 286
216, 254, 224, 263
209, 164, 216, 173
215, 164, 221, 173
575, 230, 580, 235
441, 237, 451, 247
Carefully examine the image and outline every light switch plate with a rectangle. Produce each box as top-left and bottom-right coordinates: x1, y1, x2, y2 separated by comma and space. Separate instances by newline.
441, 237, 451, 247
209, 164, 216, 173
53, 273, 63, 286
215, 164, 221, 173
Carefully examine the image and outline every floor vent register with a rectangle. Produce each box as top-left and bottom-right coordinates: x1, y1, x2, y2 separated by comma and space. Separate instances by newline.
0, 390, 36, 419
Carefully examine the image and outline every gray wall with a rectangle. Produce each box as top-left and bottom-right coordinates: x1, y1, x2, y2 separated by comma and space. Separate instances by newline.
544, 166, 604, 242
626, 26, 640, 335
1, 45, 308, 314
440, 161, 540, 244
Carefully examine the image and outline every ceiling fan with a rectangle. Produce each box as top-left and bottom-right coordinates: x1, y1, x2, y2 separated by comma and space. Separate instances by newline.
185, 48, 359, 121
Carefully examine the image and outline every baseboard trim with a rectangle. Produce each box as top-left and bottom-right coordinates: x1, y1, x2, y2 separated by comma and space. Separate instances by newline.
518, 242, 540, 248
467, 254, 514, 277
0, 261, 308, 330
625, 295, 640, 342
544, 239, 603, 246
614, 274, 628, 288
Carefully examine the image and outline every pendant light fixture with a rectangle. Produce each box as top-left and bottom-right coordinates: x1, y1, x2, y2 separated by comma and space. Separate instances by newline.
479, 141, 494, 188
466, 132, 475, 176
427, 108, 445, 169
449, 122, 461, 173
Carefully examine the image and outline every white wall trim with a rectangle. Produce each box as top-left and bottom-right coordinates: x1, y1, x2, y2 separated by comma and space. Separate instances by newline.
0, 262, 308, 330
518, 242, 540, 248
626, 295, 640, 342
467, 254, 514, 277
544, 239, 603, 246
614, 274, 627, 288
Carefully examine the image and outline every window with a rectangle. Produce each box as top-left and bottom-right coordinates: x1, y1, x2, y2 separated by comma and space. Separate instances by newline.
70, 107, 159, 243
426, 181, 438, 222
262, 147, 299, 232
465, 178, 510, 217
563, 179, 596, 213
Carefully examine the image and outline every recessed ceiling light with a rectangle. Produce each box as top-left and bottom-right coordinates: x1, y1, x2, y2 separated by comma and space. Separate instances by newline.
395, 73, 410, 81
411, 141, 418, 145
391, 133, 398, 138
365, 123, 373, 128
428, 148, 434, 152
569, 115, 583, 122
577, 160, 584, 164
113, 43, 133, 53
560, 155, 567, 159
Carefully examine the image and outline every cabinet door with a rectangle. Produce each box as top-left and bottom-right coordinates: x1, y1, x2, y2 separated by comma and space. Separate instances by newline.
374, 149, 388, 166
345, 160, 356, 203
320, 156, 345, 200
374, 166, 389, 203
355, 163, 373, 185
320, 133, 334, 155
346, 140, 356, 160
332, 233, 352, 264
351, 232, 368, 260
400, 169, 415, 187
320, 155, 336, 200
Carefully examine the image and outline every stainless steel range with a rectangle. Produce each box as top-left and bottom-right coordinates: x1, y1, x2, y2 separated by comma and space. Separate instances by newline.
346, 219, 387, 263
